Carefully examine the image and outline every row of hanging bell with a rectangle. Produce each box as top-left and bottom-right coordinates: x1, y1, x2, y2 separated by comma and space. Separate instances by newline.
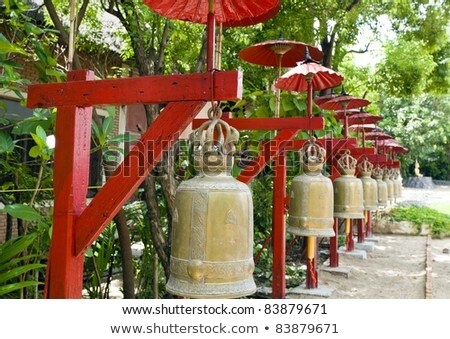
166, 107, 256, 299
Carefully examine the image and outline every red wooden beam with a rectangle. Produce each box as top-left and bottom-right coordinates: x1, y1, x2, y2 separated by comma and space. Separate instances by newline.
45, 70, 93, 298
27, 71, 242, 108
192, 117, 325, 131
74, 101, 205, 256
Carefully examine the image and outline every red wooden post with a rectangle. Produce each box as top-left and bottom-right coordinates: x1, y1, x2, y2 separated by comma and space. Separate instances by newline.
346, 219, 355, 252
357, 218, 365, 243
272, 151, 286, 298
45, 70, 93, 298
366, 211, 373, 238
329, 218, 339, 267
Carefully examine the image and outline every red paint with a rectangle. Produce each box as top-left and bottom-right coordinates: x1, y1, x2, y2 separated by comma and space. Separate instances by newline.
329, 218, 339, 267
272, 152, 286, 298
346, 219, 355, 252
306, 257, 318, 289
26, 71, 242, 108
45, 70, 93, 298
207, 10, 215, 71
366, 212, 372, 238
74, 101, 205, 256
192, 117, 324, 131
357, 219, 365, 243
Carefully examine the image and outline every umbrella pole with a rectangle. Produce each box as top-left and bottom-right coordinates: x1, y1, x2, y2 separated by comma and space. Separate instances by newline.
275, 54, 283, 119
207, 0, 216, 72
306, 76, 313, 136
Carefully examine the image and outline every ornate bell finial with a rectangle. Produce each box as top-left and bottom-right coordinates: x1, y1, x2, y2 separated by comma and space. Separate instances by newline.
357, 157, 374, 177
373, 165, 384, 180
287, 137, 334, 237
300, 137, 326, 174
337, 150, 357, 176
167, 105, 256, 299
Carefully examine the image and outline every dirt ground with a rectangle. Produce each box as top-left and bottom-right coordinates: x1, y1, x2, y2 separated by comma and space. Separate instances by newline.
315, 186, 450, 299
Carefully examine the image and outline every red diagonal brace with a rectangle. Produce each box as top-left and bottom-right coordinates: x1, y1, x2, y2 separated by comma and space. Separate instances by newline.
74, 101, 205, 256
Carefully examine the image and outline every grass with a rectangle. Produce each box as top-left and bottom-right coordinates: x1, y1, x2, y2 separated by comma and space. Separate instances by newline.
430, 202, 450, 216
391, 206, 450, 238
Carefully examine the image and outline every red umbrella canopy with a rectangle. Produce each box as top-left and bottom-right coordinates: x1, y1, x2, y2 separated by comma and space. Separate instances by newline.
238, 40, 323, 67
318, 87, 370, 111
275, 60, 344, 92
348, 124, 377, 132
143, 0, 280, 26
225, 1, 281, 27
334, 109, 363, 120
365, 131, 392, 140
347, 113, 383, 125
319, 95, 370, 111
314, 93, 338, 106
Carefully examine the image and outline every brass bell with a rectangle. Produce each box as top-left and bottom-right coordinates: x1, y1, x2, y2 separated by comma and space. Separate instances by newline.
383, 167, 395, 203
287, 138, 334, 237
372, 165, 388, 207
357, 158, 378, 211
333, 150, 364, 219
166, 107, 256, 299
393, 169, 402, 198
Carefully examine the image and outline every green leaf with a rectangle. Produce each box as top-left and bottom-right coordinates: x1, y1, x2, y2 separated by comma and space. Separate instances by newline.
109, 133, 137, 143
0, 34, 27, 55
0, 281, 43, 297
0, 234, 37, 263
29, 145, 41, 158
254, 105, 269, 118
0, 59, 23, 68
0, 263, 46, 283
24, 22, 44, 36
0, 131, 14, 153
0, 254, 40, 272
3, 204, 41, 222
102, 116, 114, 137
12, 119, 51, 135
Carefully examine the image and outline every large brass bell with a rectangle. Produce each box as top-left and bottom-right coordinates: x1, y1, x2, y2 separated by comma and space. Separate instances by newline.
166, 107, 256, 298
372, 165, 388, 207
333, 150, 364, 219
287, 138, 334, 237
357, 158, 378, 211
383, 167, 394, 204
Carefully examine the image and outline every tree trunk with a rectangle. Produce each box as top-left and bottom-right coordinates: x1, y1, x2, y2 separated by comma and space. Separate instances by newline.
103, 158, 135, 299
5, 213, 13, 241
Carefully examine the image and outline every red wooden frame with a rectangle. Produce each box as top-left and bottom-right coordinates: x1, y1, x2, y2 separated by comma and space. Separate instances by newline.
27, 69, 243, 298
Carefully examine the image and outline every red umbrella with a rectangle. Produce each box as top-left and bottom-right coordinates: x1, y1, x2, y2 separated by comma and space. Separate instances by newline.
144, 0, 280, 72
275, 48, 343, 119
334, 109, 366, 120
347, 113, 383, 126
239, 39, 322, 118
314, 92, 338, 106
318, 88, 371, 137
365, 131, 392, 140
225, 1, 281, 27
238, 40, 323, 68
348, 124, 376, 132
143, 0, 280, 26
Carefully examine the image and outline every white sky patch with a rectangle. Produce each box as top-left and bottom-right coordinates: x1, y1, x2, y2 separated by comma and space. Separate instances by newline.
350, 15, 396, 68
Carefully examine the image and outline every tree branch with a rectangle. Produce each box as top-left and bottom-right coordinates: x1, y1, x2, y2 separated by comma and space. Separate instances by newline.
155, 19, 170, 74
